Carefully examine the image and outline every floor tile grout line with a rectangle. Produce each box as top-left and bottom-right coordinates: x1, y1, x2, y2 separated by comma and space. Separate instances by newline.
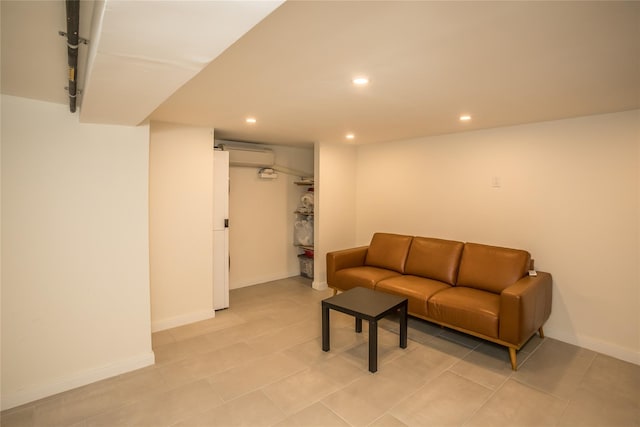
509, 337, 597, 402
25, 368, 183, 427
208, 359, 310, 405
256, 365, 356, 426
551, 347, 599, 425
552, 398, 574, 427
318, 400, 356, 427
6, 279, 639, 427
381, 360, 462, 426
458, 369, 514, 427
508, 375, 573, 403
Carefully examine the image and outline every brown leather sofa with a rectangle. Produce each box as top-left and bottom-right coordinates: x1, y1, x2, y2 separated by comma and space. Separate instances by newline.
326, 232, 552, 370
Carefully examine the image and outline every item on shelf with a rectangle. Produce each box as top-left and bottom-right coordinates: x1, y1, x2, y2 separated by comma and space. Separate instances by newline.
295, 178, 314, 185
299, 254, 314, 279
298, 188, 314, 214
294, 217, 314, 246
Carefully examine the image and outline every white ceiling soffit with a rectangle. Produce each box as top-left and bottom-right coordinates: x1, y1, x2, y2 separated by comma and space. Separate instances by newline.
151, 1, 640, 145
79, 0, 284, 126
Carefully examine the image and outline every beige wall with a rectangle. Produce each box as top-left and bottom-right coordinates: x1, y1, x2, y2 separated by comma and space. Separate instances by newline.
353, 110, 639, 364
149, 122, 215, 331
149, 131, 313, 316
229, 144, 313, 288
1, 93, 635, 411
314, 142, 358, 288
1, 95, 154, 409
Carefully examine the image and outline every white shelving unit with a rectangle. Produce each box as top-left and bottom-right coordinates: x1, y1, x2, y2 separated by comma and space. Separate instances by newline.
294, 180, 314, 278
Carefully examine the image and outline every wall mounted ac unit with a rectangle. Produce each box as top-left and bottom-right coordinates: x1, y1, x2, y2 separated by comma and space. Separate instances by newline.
216, 140, 275, 168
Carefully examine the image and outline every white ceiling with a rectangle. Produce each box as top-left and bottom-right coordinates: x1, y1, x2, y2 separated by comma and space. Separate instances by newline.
2, 1, 639, 146
1, 0, 283, 127
1, 0, 95, 105
80, 0, 284, 126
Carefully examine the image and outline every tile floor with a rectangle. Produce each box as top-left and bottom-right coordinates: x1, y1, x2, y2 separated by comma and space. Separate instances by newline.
2, 276, 639, 426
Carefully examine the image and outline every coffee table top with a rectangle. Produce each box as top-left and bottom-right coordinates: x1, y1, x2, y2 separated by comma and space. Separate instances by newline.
322, 287, 407, 318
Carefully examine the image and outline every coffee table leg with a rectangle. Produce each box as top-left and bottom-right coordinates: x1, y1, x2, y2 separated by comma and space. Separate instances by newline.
355, 317, 362, 333
322, 303, 330, 352
369, 319, 378, 373
399, 301, 407, 349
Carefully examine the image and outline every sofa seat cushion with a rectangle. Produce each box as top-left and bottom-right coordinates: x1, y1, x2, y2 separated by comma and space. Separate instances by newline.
332, 266, 401, 291
364, 233, 413, 273
427, 287, 500, 338
376, 275, 451, 318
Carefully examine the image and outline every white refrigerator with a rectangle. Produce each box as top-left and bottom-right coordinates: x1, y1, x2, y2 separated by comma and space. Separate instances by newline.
213, 150, 230, 310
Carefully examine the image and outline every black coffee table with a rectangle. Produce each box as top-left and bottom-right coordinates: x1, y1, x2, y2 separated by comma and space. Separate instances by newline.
322, 287, 408, 373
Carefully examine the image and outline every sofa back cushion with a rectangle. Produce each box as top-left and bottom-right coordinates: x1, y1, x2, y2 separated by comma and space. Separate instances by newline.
404, 237, 464, 285
457, 243, 531, 293
364, 233, 413, 273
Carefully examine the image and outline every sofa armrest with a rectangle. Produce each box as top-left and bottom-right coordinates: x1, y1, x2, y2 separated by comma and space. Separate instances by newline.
499, 271, 552, 346
326, 246, 368, 286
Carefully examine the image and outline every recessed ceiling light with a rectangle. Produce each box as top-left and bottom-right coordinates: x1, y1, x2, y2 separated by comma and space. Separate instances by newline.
352, 77, 369, 86
245, 117, 257, 124
346, 133, 355, 140
459, 115, 472, 121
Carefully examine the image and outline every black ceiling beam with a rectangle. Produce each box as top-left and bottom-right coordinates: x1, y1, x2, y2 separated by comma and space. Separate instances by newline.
64, 0, 80, 113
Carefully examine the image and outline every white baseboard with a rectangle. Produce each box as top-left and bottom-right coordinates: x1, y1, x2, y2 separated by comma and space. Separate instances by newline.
231, 273, 327, 291
230, 271, 298, 290
547, 330, 640, 366
1, 351, 155, 411
151, 309, 216, 332
312, 280, 328, 291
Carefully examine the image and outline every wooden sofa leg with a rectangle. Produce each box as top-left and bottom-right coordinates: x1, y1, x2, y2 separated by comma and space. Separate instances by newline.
538, 326, 545, 339
509, 347, 517, 371
332, 288, 338, 296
